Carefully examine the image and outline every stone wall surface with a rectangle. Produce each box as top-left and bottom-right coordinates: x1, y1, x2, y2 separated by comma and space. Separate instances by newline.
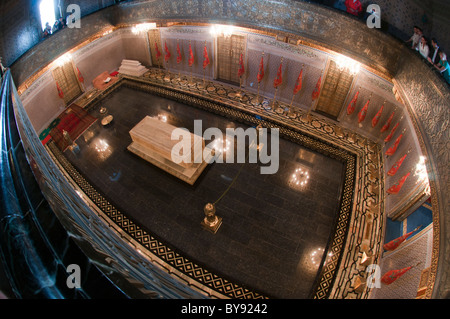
7, 0, 407, 85
393, 49, 450, 299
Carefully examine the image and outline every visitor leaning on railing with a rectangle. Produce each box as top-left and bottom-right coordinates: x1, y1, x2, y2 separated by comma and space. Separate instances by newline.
307, 1, 450, 86
433, 51, 450, 84
409, 40, 450, 85
402, 25, 449, 85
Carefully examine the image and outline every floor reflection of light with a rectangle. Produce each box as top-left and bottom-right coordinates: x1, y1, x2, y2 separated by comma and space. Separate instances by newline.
157, 113, 168, 122
212, 137, 231, 153
92, 138, 112, 161
298, 246, 334, 275
310, 248, 333, 266
289, 168, 309, 188
83, 130, 95, 143
109, 170, 122, 182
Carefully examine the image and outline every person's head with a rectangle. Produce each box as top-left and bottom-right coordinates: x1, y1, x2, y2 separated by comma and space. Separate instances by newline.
431, 38, 438, 48
439, 50, 447, 61
421, 36, 427, 45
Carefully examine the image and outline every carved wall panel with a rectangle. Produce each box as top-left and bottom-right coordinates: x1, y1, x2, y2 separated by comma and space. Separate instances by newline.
315, 60, 355, 120
147, 29, 163, 68
51, 61, 82, 105
216, 34, 246, 85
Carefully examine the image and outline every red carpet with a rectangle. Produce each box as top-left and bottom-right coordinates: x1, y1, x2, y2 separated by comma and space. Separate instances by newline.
50, 104, 97, 151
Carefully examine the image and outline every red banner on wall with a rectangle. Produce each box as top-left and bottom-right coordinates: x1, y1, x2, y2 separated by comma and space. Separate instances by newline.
346, 91, 359, 115
372, 103, 384, 127
384, 122, 400, 143
381, 111, 394, 132
293, 68, 303, 95
176, 42, 182, 64
312, 76, 321, 100
381, 266, 413, 285
56, 81, 64, 99
203, 45, 210, 69
238, 53, 245, 77
387, 172, 410, 194
273, 61, 283, 88
385, 133, 403, 156
155, 42, 161, 60
358, 99, 370, 123
76, 67, 84, 83
188, 44, 194, 67
164, 42, 171, 62
257, 55, 264, 83
383, 226, 420, 251
387, 153, 408, 176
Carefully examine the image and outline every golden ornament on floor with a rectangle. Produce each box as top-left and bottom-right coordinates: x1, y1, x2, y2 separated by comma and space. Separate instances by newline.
201, 203, 222, 234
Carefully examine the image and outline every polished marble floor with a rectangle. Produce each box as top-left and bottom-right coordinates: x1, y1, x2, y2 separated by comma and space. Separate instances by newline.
63, 86, 345, 298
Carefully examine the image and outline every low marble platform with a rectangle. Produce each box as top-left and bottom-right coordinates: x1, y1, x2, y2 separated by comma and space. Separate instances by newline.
119, 59, 148, 77
127, 116, 209, 185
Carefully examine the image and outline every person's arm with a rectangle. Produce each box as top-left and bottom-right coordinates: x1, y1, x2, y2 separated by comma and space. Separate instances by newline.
405, 34, 414, 44
434, 62, 447, 73
423, 46, 429, 59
